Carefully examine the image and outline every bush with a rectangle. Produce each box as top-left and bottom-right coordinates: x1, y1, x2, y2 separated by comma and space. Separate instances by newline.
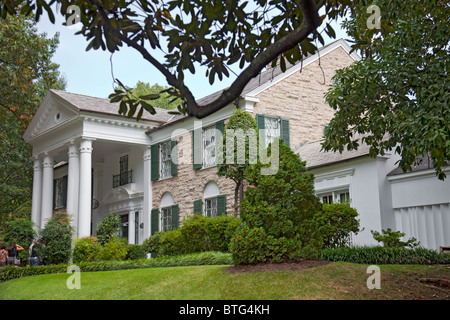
96, 215, 121, 246
144, 215, 241, 257
4, 219, 37, 251
371, 228, 420, 248
314, 203, 361, 248
229, 226, 302, 264
72, 236, 101, 264
126, 244, 148, 260
37, 214, 72, 265
319, 246, 450, 265
97, 237, 128, 261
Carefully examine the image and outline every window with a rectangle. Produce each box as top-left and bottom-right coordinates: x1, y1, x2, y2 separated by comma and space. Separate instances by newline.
160, 140, 172, 179
265, 116, 281, 148
192, 120, 224, 170
113, 155, 133, 187
161, 206, 172, 232
204, 197, 217, 217
203, 125, 217, 168
319, 190, 351, 204
256, 114, 290, 148
53, 176, 67, 209
151, 140, 177, 181
193, 181, 227, 216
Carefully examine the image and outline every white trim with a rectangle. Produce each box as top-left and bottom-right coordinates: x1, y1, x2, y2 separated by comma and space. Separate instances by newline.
388, 167, 450, 183
245, 39, 360, 97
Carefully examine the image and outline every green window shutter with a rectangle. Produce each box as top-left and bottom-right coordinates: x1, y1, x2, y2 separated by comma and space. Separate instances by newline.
217, 195, 226, 216
193, 199, 203, 216
171, 204, 179, 230
256, 114, 265, 147
216, 120, 224, 135
280, 118, 290, 148
324, 125, 329, 136
192, 128, 202, 170
171, 139, 177, 176
62, 175, 68, 207
151, 144, 159, 181
151, 209, 160, 235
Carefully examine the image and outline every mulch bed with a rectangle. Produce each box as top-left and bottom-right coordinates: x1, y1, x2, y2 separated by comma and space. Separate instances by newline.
224, 258, 330, 274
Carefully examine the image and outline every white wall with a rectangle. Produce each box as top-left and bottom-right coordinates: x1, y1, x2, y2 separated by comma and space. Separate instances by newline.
389, 170, 450, 250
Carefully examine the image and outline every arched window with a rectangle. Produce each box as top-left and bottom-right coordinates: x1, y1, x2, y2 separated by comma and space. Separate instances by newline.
159, 192, 178, 232
193, 181, 227, 217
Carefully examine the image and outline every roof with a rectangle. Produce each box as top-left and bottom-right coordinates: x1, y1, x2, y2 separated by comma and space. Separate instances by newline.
387, 153, 449, 176
297, 138, 372, 169
49, 89, 174, 123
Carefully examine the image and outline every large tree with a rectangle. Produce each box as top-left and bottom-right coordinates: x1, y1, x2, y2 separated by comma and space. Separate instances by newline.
0, 13, 66, 233
0, 0, 352, 119
322, 0, 449, 180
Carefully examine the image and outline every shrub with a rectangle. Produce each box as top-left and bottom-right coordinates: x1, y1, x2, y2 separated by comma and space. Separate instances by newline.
72, 236, 100, 264
371, 228, 420, 248
235, 141, 322, 263
37, 214, 72, 265
126, 244, 148, 260
97, 237, 127, 261
96, 215, 121, 246
4, 219, 36, 251
229, 226, 302, 264
319, 246, 450, 265
314, 203, 361, 248
143, 215, 241, 257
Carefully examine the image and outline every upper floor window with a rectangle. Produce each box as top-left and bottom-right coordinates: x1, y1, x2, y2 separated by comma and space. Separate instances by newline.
160, 140, 172, 179
113, 155, 132, 187
256, 114, 290, 148
203, 125, 217, 168
151, 140, 177, 181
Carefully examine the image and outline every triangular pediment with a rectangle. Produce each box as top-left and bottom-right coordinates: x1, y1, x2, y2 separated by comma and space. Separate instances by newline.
23, 90, 79, 142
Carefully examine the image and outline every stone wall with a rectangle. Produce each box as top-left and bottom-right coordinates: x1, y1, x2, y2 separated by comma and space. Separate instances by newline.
253, 46, 355, 151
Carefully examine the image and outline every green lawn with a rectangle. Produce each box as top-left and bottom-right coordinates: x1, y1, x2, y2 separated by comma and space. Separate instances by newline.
1, 262, 448, 300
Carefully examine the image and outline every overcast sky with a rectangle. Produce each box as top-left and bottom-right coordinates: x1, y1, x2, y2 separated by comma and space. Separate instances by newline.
36, 10, 349, 101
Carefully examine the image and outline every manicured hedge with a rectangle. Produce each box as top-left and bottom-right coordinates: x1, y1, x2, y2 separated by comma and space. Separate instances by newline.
0, 251, 233, 282
319, 246, 450, 265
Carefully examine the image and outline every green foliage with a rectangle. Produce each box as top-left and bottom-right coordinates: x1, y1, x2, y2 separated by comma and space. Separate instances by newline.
319, 246, 450, 265
229, 226, 302, 265
217, 108, 259, 215
96, 237, 128, 262
0, 251, 233, 282
96, 215, 121, 246
233, 141, 322, 263
72, 236, 100, 264
323, 0, 450, 180
144, 215, 241, 257
3, 219, 36, 250
314, 203, 361, 248
371, 228, 420, 249
125, 244, 148, 260
36, 215, 72, 265
0, 14, 65, 232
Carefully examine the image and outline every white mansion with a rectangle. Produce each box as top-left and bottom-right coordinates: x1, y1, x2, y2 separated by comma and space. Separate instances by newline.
23, 39, 450, 251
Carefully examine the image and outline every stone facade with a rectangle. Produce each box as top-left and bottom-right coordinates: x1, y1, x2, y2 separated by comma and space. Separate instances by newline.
151, 45, 356, 220
253, 46, 355, 150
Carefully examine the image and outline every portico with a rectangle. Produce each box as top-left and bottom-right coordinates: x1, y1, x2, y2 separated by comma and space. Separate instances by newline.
23, 89, 167, 241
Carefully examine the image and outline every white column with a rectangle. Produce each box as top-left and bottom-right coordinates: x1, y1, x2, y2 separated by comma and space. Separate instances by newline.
31, 156, 43, 230
143, 146, 152, 239
78, 139, 93, 238
40, 153, 54, 228
128, 211, 135, 244
66, 141, 80, 234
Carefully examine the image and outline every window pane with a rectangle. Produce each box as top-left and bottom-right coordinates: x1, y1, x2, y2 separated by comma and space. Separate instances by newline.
204, 198, 217, 217
161, 207, 172, 232
265, 117, 280, 147
203, 126, 216, 167
160, 141, 172, 179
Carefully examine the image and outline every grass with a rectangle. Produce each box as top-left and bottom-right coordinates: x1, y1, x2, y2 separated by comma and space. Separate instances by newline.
1, 262, 448, 300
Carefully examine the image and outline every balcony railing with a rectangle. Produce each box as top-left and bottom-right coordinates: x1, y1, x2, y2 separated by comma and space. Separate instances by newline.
113, 170, 133, 188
